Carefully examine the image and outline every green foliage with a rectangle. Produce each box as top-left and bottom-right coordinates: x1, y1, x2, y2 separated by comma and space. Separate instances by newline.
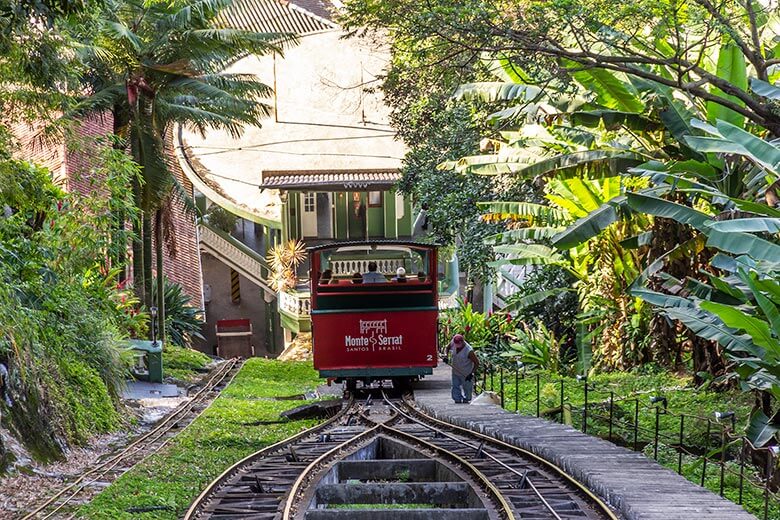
162, 345, 211, 383
79, 359, 324, 520
0, 156, 137, 460
206, 206, 238, 234
439, 298, 515, 351
504, 266, 579, 344
503, 321, 572, 374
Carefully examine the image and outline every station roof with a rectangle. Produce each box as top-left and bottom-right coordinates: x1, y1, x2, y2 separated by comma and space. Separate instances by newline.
176, 1, 405, 225
260, 168, 400, 191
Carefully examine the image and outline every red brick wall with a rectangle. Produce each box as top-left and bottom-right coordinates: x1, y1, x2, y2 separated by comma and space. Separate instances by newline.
11, 115, 204, 310
157, 135, 205, 309
9, 119, 67, 183
63, 114, 114, 197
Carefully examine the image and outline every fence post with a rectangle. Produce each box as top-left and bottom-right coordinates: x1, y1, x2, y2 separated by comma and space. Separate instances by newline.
678, 415, 685, 475
536, 373, 541, 417
764, 448, 776, 520
654, 405, 661, 460
608, 392, 614, 442
633, 399, 639, 452
559, 379, 565, 424
738, 439, 745, 505
482, 363, 487, 393
490, 364, 494, 392
500, 367, 505, 409
701, 420, 711, 487
514, 364, 519, 413
582, 377, 589, 434
719, 426, 727, 496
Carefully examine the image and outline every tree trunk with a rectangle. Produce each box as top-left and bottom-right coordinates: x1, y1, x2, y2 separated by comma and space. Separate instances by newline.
155, 209, 166, 345
130, 130, 145, 304
691, 336, 726, 385
112, 105, 130, 283
142, 215, 153, 311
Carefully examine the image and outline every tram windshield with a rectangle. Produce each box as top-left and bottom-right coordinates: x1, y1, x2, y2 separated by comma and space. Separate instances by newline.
316, 244, 433, 285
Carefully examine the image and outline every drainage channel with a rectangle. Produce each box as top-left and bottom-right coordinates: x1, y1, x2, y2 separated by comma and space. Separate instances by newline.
186, 392, 619, 520
388, 394, 620, 520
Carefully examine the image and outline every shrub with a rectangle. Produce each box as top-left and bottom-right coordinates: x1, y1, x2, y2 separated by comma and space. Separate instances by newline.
0, 156, 136, 463
151, 278, 205, 348
206, 206, 238, 233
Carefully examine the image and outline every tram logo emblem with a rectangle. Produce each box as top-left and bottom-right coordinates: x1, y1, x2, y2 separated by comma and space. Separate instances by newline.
360, 319, 387, 335
345, 319, 403, 352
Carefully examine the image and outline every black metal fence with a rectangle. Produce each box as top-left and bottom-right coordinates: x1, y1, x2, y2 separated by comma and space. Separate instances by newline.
471, 359, 780, 520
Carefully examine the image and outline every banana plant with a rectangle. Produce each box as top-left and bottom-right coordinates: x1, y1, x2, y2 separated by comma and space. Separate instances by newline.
482, 176, 651, 370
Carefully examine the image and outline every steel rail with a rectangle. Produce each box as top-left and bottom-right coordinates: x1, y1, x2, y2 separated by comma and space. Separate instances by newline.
376, 421, 515, 520
381, 392, 562, 520
396, 393, 620, 520
183, 394, 357, 520
23, 358, 241, 520
282, 403, 513, 520
281, 423, 384, 520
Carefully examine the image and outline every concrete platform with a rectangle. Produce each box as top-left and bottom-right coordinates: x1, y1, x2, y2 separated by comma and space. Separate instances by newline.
121, 381, 181, 399
413, 364, 757, 520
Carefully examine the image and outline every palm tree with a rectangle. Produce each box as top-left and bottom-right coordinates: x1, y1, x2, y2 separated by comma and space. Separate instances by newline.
68, 0, 294, 341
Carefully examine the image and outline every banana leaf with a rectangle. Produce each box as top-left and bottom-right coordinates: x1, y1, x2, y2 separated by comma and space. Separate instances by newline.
504, 288, 571, 312
750, 77, 780, 101
747, 409, 780, 447
662, 306, 762, 356
626, 192, 712, 230
740, 272, 780, 338
569, 66, 644, 112
705, 217, 780, 233
485, 226, 564, 244
705, 229, 780, 262
452, 82, 542, 103
706, 41, 747, 129
552, 198, 624, 250
700, 301, 778, 356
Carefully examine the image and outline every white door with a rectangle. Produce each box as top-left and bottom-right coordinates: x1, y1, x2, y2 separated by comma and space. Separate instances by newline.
300, 192, 317, 237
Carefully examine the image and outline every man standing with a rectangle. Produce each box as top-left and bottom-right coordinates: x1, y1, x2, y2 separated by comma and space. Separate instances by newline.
447, 334, 479, 403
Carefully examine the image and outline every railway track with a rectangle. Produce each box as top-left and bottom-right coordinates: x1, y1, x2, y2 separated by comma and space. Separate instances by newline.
186, 389, 620, 520
22, 358, 243, 520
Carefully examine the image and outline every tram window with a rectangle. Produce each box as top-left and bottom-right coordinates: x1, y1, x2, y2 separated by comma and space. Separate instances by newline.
317, 246, 431, 280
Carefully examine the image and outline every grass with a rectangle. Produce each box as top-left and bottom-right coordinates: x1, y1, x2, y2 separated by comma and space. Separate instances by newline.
161, 345, 212, 383
485, 368, 777, 519
78, 358, 325, 520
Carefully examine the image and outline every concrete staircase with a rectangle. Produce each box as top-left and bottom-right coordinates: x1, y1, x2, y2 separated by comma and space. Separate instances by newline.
198, 220, 274, 296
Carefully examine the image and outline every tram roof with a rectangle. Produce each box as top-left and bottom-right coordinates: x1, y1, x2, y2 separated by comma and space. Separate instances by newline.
307, 240, 440, 253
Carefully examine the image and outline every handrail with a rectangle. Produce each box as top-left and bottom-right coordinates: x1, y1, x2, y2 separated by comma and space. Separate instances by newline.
198, 220, 273, 294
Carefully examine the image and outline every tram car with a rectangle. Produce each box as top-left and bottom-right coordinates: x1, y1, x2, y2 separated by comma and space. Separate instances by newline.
309, 241, 439, 389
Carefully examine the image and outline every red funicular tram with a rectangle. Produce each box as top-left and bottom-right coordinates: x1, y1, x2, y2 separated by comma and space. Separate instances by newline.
309, 241, 439, 389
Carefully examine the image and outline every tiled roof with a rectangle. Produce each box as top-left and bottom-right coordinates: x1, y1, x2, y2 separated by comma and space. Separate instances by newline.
219, 0, 337, 36
290, 0, 335, 21
260, 169, 399, 190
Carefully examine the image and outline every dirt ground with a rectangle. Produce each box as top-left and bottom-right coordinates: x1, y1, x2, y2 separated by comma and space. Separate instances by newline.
0, 392, 191, 518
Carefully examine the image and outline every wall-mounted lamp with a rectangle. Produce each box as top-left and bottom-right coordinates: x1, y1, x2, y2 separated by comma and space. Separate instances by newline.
714, 411, 736, 430
650, 396, 668, 409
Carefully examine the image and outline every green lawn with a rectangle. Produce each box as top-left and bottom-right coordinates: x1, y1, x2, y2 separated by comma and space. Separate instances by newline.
161, 345, 212, 383
487, 369, 776, 519
78, 359, 325, 520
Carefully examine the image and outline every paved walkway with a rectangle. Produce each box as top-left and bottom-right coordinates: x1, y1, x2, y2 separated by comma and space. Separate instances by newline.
413, 363, 757, 520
